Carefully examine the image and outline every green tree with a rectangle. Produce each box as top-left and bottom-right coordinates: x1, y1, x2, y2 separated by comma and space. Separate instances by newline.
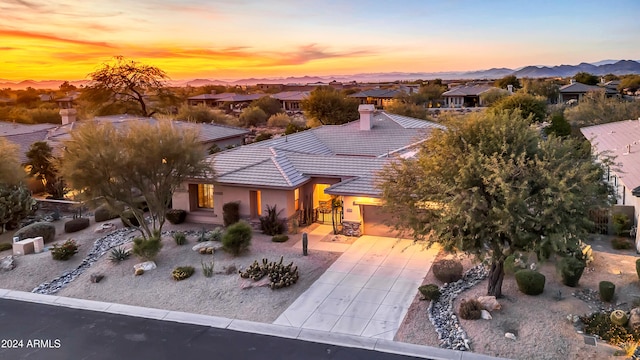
494, 75, 521, 90
60, 119, 211, 238
618, 74, 640, 93
574, 72, 599, 86
490, 92, 547, 123
25, 141, 66, 199
603, 74, 619, 82
0, 138, 24, 185
176, 104, 235, 125
545, 111, 571, 138
521, 78, 560, 104
59, 81, 77, 93
267, 113, 292, 128
564, 91, 640, 128
251, 96, 283, 118
239, 106, 268, 127
385, 100, 428, 120
301, 86, 359, 125
479, 88, 509, 107
83, 56, 169, 117
378, 111, 613, 297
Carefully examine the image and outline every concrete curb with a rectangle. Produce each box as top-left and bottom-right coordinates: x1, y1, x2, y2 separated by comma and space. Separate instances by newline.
0, 289, 510, 360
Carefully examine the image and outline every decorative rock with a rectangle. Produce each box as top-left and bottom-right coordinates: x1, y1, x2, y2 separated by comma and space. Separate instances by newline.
90, 274, 104, 283
199, 248, 207, 254
135, 268, 144, 276
0, 255, 16, 271
529, 263, 537, 271
505, 332, 517, 340
94, 223, 116, 233
480, 310, 492, 320
629, 308, 640, 330
240, 277, 270, 289
192, 241, 221, 252
206, 247, 214, 254
477, 296, 501, 311
134, 261, 157, 272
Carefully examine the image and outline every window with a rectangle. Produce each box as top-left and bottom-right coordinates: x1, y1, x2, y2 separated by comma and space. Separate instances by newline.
294, 188, 300, 211
197, 184, 214, 209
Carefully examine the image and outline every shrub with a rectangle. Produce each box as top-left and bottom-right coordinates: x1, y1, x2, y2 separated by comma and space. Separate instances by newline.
173, 232, 187, 245
120, 210, 140, 227
222, 221, 252, 256
51, 239, 79, 261
612, 213, 631, 236
271, 235, 289, 243
636, 259, 640, 280
239, 106, 268, 127
459, 299, 483, 320
14, 221, 56, 244
600, 281, 616, 302
64, 218, 90, 233
267, 113, 292, 128
504, 253, 528, 275
94, 205, 119, 222
166, 209, 187, 225
207, 227, 223, 242
172, 266, 195, 281
557, 256, 586, 287
515, 269, 546, 295
432, 259, 463, 283
418, 284, 441, 301
201, 259, 214, 278
222, 202, 240, 227
581, 312, 640, 346
132, 235, 163, 261
0, 243, 13, 252
253, 132, 273, 142
260, 205, 287, 236
612, 237, 633, 250
109, 247, 131, 263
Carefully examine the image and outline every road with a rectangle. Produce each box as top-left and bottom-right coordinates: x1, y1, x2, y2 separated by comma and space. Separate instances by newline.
0, 298, 429, 360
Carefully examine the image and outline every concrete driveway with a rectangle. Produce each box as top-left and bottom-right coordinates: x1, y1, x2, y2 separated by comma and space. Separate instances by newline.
275, 233, 439, 340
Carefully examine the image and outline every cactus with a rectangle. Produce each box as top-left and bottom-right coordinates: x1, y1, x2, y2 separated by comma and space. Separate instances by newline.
238, 257, 299, 289
0, 184, 37, 232
172, 266, 195, 281
610, 310, 628, 326
302, 232, 308, 256
599, 281, 616, 302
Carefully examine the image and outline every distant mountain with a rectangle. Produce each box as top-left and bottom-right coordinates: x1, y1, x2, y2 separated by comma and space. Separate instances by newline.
3, 60, 640, 89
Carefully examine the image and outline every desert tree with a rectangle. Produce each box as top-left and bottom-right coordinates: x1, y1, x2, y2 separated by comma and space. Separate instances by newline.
83, 56, 169, 117
564, 91, 640, 128
25, 141, 66, 199
0, 138, 36, 232
0, 138, 24, 186
301, 86, 359, 125
494, 75, 521, 90
490, 92, 547, 123
573, 72, 599, 86
378, 111, 613, 297
60, 119, 212, 238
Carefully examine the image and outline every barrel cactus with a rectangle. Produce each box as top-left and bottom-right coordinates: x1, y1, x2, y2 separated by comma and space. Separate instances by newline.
610, 310, 628, 326
599, 281, 616, 302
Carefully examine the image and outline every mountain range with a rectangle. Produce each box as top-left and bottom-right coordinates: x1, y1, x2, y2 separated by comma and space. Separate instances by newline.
2, 60, 639, 90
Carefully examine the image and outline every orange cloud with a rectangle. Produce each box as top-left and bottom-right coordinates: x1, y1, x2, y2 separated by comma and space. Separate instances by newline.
0, 28, 115, 48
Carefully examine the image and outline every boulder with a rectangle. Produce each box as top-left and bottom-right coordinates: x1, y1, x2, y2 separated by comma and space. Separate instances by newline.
477, 296, 501, 311
0, 255, 16, 271
481, 310, 492, 320
192, 241, 222, 252
505, 332, 517, 341
94, 223, 116, 234
134, 261, 157, 272
629, 308, 640, 330
90, 274, 104, 283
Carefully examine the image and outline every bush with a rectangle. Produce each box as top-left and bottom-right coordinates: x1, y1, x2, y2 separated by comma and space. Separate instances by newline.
222, 202, 240, 227
14, 221, 56, 244
109, 247, 130, 263
0, 243, 12, 252
581, 311, 640, 346
207, 227, 223, 242
515, 269, 546, 295
459, 299, 483, 320
260, 205, 287, 236
271, 235, 289, 243
94, 205, 119, 222
166, 209, 187, 225
172, 266, 195, 281
239, 106, 268, 127
432, 259, 463, 283
636, 259, 640, 280
120, 210, 140, 227
613, 213, 631, 237
132, 235, 163, 261
612, 237, 633, 250
557, 256, 586, 287
201, 259, 214, 277
173, 232, 187, 245
222, 221, 252, 256
64, 218, 90, 233
267, 113, 292, 128
600, 281, 616, 302
504, 253, 528, 275
51, 239, 79, 261
418, 284, 441, 301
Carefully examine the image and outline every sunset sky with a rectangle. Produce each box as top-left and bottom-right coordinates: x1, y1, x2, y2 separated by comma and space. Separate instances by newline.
1, 0, 639, 81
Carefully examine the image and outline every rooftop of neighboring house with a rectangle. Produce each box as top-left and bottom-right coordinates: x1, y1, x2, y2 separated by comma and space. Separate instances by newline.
0, 122, 58, 163
560, 82, 618, 95
581, 119, 640, 194
348, 88, 404, 99
206, 108, 445, 197
187, 92, 263, 102
442, 84, 494, 97
271, 91, 310, 101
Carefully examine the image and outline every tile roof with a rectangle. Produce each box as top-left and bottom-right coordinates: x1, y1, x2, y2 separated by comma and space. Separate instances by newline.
581, 120, 640, 193
349, 89, 403, 99
560, 82, 617, 95
442, 85, 494, 97
3, 130, 51, 163
188, 93, 263, 102
271, 91, 309, 101
208, 112, 442, 196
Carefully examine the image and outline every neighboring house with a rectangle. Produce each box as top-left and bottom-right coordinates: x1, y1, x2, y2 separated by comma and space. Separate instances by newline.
558, 82, 617, 103
187, 93, 263, 111
271, 91, 309, 112
349, 89, 406, 108
581, 120, 640, 246
172, 105, 445, 237
441, 85, 494, 108
0, 97, 15, 106
0, 122, 57, 163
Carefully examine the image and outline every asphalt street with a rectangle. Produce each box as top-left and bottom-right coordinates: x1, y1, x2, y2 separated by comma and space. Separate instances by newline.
0, 298, 429, 360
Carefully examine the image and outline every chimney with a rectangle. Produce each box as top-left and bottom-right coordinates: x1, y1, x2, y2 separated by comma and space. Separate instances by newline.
358, 104, 375, 131
57, 98, 76, 125
570, 79, 575, 84
507, 84, 513, 94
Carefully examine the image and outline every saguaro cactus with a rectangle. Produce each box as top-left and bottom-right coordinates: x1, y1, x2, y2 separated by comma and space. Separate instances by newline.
302, 232, 308, 256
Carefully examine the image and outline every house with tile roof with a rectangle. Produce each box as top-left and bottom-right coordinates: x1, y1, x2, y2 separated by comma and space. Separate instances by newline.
348, 89, 405, 108
581, 119, 640, 246
187, 92, 263, 111
172, 105, 445, 236
271, 91, 309, 112
559, 81, 618, 103
441, 85, 495, 108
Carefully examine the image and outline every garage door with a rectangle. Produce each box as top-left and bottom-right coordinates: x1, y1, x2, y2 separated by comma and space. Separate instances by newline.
362, 205, 396, 237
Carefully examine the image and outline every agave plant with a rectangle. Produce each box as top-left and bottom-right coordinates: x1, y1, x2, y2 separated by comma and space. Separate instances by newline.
109, 246, 131, 263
